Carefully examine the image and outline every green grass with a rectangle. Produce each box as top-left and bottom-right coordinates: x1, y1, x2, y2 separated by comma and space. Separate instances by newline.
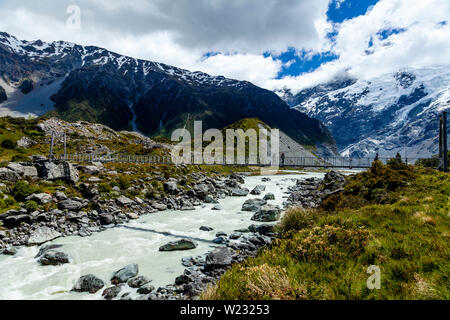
201, 163, 450, 300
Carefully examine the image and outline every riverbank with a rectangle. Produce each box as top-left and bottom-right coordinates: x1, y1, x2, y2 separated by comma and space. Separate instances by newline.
0, 166, 329, 300
200, 162, 450, 300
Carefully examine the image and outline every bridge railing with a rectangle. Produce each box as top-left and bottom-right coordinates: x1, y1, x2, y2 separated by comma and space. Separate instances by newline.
47, 153, 427, 168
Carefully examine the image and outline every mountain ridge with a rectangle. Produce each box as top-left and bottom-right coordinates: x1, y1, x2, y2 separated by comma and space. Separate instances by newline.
278, 66, 450, 159
0, 31, 336, 155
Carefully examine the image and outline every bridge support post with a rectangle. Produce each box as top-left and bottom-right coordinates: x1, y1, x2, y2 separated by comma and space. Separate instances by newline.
439, 111, 448, 172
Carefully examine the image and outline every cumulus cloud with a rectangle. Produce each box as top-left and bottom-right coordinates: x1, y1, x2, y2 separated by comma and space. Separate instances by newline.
0, 0, 448, 92
270, 0, 450, 91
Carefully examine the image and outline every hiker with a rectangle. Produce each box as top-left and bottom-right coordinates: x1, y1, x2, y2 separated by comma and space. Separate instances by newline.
281, 153, 285, 167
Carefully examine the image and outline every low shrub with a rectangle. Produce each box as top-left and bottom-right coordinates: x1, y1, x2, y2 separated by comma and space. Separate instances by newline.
24, 200, 39, 212
98, 182, 112, 193
118, 176, 131, 190
275, 208, 320, 234
1, 139, 16, 150
12, 181, 41, 201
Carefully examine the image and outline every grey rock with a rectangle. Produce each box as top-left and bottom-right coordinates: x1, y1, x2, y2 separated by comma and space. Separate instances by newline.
102, 285, 123, 300
58, 199, 83, 211
116, 196, 133, 206
1, 246, 18, 256
127, 276, 151, 288
83, 166, 100, 175
37, 161, 79, 184
38, 251, 70, 266
248, 224, 274, 235
163, 181, 179, 195
216, 231, 227, 237
204, 196, 218, 204
211, 205, 222, 211
17, 137, 35, 148
251, 204, 281, 222
35, 244, 64, 258
152, 202, 167, 211
111, 264, 139, 284
231, 188, 249, 197
200, 226, 214, 232
263, 193, 275, 201
137, 283, 155, 294
0, 168, 20, 182
6, 163, 37, 177
54, 191, 68, 201
229, 232, 242, 240
241, 198, 267, 212
26, 193, 53, 204
159, 239, 197, 251
72, 274, 105, 293
99, 213, 114, 225
78, 227, 93, 237
205, 247, 233, 268
250, 185, 266, 195
212, 236, 227, 244
27, 226, 61, 245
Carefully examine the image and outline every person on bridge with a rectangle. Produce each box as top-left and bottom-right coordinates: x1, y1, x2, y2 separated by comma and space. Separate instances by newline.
281, 153, 285, 167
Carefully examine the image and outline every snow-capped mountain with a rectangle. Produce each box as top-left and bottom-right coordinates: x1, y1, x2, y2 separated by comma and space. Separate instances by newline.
279, 66, 450, 159
0, 32, 336, 152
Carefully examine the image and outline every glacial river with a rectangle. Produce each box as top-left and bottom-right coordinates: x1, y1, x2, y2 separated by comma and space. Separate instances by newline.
0, 172, 327, 300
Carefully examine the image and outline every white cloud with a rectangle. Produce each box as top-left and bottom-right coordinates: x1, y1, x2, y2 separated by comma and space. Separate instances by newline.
270, 0, 450, 92
0, 0, 448, 92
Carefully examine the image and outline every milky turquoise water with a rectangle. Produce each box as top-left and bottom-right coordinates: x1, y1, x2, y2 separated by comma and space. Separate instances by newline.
0, 172, 328, 300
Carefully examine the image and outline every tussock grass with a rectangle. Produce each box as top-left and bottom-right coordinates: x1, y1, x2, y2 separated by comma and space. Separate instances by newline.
202, 163, 450, 300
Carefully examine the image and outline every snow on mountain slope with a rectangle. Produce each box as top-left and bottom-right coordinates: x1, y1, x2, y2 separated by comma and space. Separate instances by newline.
280, 66, 450, 159
0, 32, 336, 153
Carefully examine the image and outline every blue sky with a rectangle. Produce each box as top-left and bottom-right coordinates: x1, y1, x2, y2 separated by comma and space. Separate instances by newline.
0, 0, 448, 90
275, 0, 380, 78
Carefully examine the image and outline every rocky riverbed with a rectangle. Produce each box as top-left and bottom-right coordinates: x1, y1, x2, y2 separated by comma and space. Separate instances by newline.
0, 161, 349, 300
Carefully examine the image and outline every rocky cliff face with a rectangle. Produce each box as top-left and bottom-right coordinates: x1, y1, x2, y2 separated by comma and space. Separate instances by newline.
0, 85, 6, 103
278, 66, 450, 158
0, 32, 336, 152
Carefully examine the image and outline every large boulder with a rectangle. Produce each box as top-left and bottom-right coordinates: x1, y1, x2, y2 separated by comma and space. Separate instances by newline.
137, 283, 155, 294
193, 184, 209, 200
1, 246, 18, 256
36, 161, 79, 184
116, 196, 134, 206
205, 247, 233, 269
242, 198, 267, 212
72, 274, 105, 294
111, 264, 139, 284
251, 204, 281, 222
35, 244, 64, 258
231, 188, 249, 197
6, 163, 38, 177
159, 239, 197, 251
38, 251, 70, 266
102, 285, 123, 300
250, 185, 266, 195
127, 276, 151, 288
163, 181, 179, 195
58, 199, 83, 211
17, 137, 35, 149
263, 193, 275, 201
249, 224, 274, 235
26, 193, 53, 204
82, 165, 100, 175
27, 226, 61, 245
1, 214, 32, 228
0, 168, 20, 182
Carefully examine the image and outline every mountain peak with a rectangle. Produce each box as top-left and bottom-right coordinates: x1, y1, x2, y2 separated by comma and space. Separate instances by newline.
0, 31, 337, 156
